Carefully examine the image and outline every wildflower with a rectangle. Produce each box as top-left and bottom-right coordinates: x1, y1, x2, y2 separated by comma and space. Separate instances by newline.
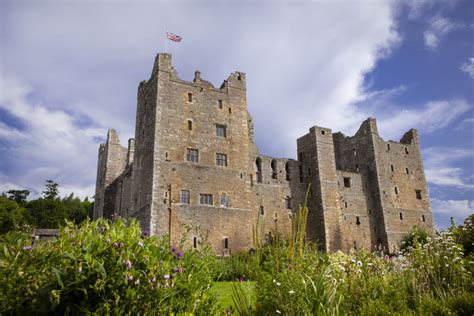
171, 246, 177, 252
23, 245, 32, 251
351, 259, 356, 263
276, 310, 281, 314
164, 274, 170, 280
113, 242, 123, 249
340, 266, 346, 272
276, 282, 281, 286
78, 265, 83, 273
368, 263, 373, 267
289, 290, 295, 294
125, 260, 133, 269
141, 230, 150, 237
445, 264, 449, 267
177, 251, 183, 258
138, 241, 144, 247
356, 260, 363, 267
273, 279, 277, 283
135, 279, 140, 285
443, 256, 448, 259
125, 274, 133, 281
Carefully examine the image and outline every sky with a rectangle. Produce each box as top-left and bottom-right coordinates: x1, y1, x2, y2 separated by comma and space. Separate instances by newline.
0, 0, 472, 230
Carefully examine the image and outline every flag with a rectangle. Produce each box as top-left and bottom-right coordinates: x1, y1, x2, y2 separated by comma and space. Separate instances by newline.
166, 31, 182, 42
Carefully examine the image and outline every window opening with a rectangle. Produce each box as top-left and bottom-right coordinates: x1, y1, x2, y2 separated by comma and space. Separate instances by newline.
218, 100, 223, 109
395, 187, 399, 195
256, 158, 262, 183
224, 238, 229, 249
343, 177, 351, 188
199, 194, 213, 205
216, 124, 227, 138
188, 93, 193, 103
187, 120, 193, 130
390, 164, 394, 172
356, 216, 361, 225
216, 153, 227, 167
285, 162, 290, 181
180, 190, 190, 204
259, 206, 264, 216
415, 190, 422, 200
271, 159, 277, 179
220, 194, 229, 207
399, 212, 403, 220
186, 148, 199, 163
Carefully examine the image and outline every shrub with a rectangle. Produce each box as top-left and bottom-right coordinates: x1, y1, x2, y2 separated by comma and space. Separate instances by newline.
0, 218, 219, 314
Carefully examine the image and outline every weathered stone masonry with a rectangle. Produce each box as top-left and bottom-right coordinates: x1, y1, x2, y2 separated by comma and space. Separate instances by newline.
94, 53, 435, 254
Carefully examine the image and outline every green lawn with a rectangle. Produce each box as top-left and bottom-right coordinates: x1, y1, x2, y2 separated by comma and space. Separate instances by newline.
211, 281, 256, 311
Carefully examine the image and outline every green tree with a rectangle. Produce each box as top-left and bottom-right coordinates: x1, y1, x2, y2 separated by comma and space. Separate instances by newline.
63, 194, 93, 224
6, 190, 30, 205
0, 196, 26, 234
25, 198, 68, 228
401, 226, 430, 251
42, 180, 59, 199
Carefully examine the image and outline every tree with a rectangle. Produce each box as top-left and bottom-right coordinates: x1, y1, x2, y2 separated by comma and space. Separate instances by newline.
42, 180, 59, 200
25, 198, 68, 228
6, 189, 30, 205
0, 196, 26, 234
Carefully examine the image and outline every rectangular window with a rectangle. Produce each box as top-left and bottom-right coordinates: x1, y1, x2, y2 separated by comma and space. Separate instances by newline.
199, 194, 213, 205
285, 197, 292, 209
216, 153, 227, 167
390, 164, 394, 172
399, 212, 403, 220
406, 168, 410, 174
387, 143, 391, 150
356, 216, 361, 225
259, 206, 264, 216
395, 187, 399, 195
186, 148, 199, 163
193, 237, 197, 248
344, 177, 351, 188
422, 214, 426, 222
220, 194, 229, 207
224, 238, 229, 249
218, 100, 223, 109
216, 124, 226, 138
187, 120, 193, 130
415, 190, 422, 200
180, 190, 190, 204
188, 93, 193, 103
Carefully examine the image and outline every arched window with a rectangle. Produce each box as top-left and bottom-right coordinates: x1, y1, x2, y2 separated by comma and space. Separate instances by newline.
256, 158, 262, 183
271, 159, 277, 179
285, 162, 290, 181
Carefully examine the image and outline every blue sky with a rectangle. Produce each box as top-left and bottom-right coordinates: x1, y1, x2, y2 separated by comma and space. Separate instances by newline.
0, 0, 472, 229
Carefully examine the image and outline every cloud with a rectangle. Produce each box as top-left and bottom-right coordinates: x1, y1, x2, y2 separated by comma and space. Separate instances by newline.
423, 147, 474, 189
0, 78, 106, 200
431, 198, 473, 220
423, 16, 459, 50
460, 57, 474, 79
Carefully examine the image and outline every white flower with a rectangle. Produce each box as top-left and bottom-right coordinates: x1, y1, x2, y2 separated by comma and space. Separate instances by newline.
273, 279, 277, 283
289, 290, 295, 294
276, 310, 281, 314
368, 263, 373, 267
356, 261, 363, 267
276, 282, 281, 286
138, 241, 144, 247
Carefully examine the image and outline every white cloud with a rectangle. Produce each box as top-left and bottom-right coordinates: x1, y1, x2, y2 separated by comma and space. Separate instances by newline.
423, 16, 459, 50
423, 147, 474, 189
361, 97, 470, 141
460, 57, 474, 79
0, 78, 106, 200
431, 198, 473, 220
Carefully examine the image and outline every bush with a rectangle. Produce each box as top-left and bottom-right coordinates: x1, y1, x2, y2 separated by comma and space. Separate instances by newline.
0, 218, 219, 314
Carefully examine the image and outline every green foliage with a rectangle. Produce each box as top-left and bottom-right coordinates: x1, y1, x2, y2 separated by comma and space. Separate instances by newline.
0, 218, 219, 314
401, 225, 430, 252
25, 198, 69, 229
42, 179, 59, 199
6, 189, 30, 205
0, 196, 26, 233
449, 214, 474, 257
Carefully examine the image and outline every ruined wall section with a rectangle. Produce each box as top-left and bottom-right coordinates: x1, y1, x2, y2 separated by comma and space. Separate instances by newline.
373, 128, 434, 252
333, 119, 386, 251
250, 155, 305, 246
336, 170, 371, 251
93, 129, 128, 219
297, 126, 342, 251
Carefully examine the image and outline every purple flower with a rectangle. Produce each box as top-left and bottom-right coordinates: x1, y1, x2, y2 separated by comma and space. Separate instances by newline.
113, 242, 123, 249
171, 246, 177, 252
174, 267, 183, 273
177, 251, 183, 258
164, 274, 170, 280
141, 230, 150, 238
23, 245, 32, 251
125, 260, 133, 269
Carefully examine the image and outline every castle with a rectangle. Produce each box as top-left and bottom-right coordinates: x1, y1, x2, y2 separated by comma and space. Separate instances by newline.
94, 53, 435, 254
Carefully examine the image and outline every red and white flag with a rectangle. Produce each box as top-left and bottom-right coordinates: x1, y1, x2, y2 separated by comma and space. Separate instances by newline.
166, 31, 182, 42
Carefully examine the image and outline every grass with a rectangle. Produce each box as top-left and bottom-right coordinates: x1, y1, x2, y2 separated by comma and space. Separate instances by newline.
211, 281, 255, 311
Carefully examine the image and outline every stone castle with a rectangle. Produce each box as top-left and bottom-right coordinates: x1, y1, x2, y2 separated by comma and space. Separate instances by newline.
94, 53, 435, 254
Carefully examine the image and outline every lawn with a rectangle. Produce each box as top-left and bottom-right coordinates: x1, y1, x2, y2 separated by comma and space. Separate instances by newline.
211, 281, 256, 311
